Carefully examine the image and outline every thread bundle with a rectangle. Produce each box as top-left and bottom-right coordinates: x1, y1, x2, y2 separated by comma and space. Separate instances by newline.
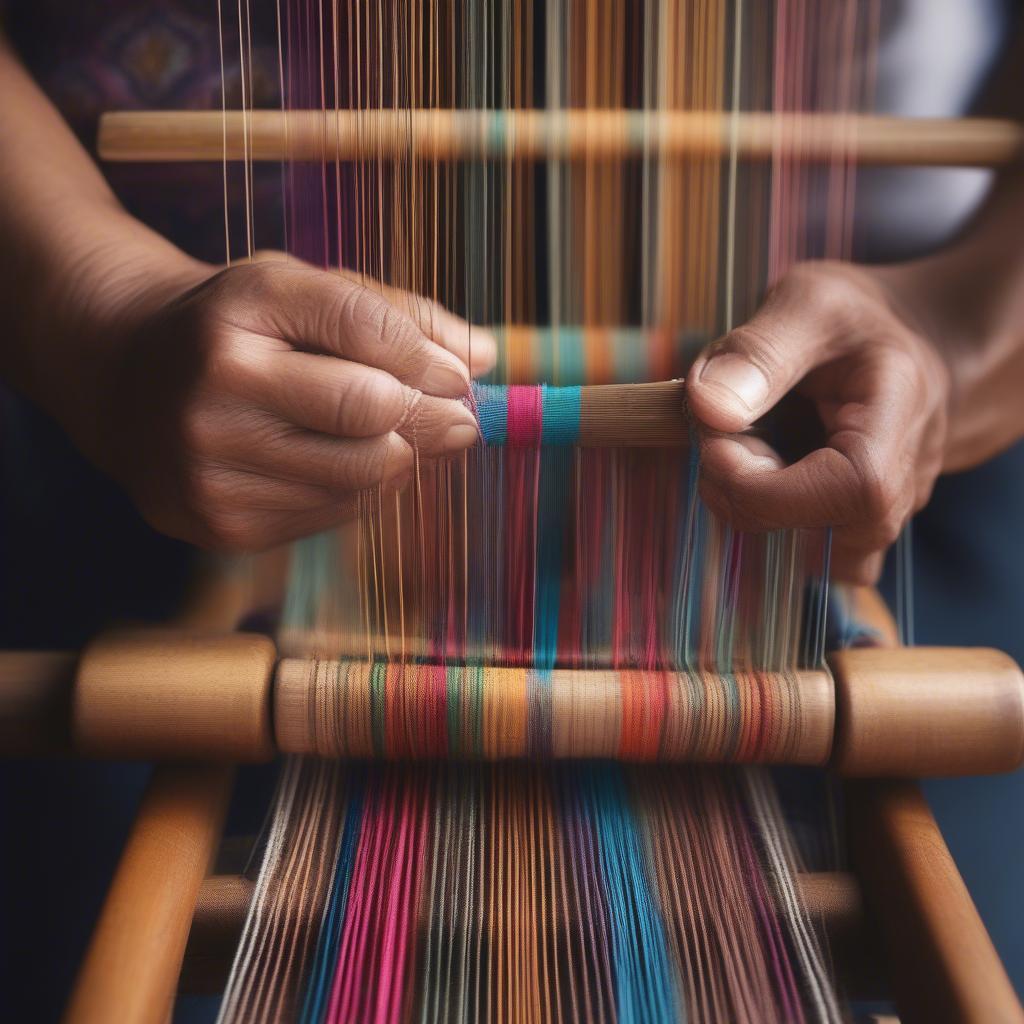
284, 659, 828, 764
219, 760, 840, 1024
212, 0, 879, 1020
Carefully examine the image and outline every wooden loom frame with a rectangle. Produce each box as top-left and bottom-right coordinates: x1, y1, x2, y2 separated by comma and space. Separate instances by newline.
0, 563, 1012, 1024
2, 103, 1021, 1022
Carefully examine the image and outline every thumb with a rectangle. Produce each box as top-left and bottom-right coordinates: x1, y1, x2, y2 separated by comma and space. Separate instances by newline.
687, 277, 837, 433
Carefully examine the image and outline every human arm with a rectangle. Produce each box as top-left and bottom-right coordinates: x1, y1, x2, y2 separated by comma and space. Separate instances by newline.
0, 37, 491, 550
685, 169, 1024, 583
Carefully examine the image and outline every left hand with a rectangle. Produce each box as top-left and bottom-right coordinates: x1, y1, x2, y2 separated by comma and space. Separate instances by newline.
685, 261, 951, 583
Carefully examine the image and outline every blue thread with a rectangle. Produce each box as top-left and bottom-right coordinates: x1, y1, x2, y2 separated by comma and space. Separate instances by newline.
473, 384, 508, 445
580, 764, 680, 1024
298, 770, 366, 1023
541, 385, 581, 445
474, 384, 581, 446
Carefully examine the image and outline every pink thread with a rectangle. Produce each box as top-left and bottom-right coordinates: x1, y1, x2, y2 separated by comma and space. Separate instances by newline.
506, 386, 543, 447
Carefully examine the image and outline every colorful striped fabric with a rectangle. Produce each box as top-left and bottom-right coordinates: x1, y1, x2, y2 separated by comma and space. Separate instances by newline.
287, 659, 824, 764
474, 384, 583, 446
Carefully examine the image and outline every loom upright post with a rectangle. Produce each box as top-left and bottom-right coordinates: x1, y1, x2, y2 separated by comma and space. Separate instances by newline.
62, 764, 233, 1024
843, 588, 1024, 1024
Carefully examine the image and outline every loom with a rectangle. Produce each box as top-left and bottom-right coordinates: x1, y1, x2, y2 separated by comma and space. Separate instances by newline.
8, 1, 1024, 1021
7, 622, 1024, 777
4, 579, 1023, 1022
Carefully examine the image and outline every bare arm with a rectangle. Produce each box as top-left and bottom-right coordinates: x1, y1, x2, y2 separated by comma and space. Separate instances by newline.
0, 38, 490, 549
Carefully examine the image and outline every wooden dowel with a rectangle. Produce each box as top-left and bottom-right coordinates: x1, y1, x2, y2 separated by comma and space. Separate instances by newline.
578, 381, 688, 446
830, 645, 1024, 776
98, 110, 1024, 167
63, 562, 258, 1024
63, 764, 233, 1024
846, 780, 1024, 1024
0, 650, 77, 755
2, 628, 1019, 772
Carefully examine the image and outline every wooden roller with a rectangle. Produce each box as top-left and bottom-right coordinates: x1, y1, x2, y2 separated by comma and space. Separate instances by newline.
832, 645, 1024, 776
73, 629, 276, 761
97, 109, 1024, 167
273, 657, 836, 764
4, 631, 1023, 774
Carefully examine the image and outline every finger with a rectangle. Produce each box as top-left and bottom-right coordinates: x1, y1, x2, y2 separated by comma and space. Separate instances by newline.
228, 262, 472, 398
687, 270, 850, 433
337, 270, 497, 377
196, 495, 360, 551
698, 433, 906, 542
209, 403, 476, 487
240, 348, 479, 450
196, 463, 343, 511
698, 454, 891, 583
238, 502, 362, 548
198, 412, 418, 492
245, 255, 498, 376
701, 430, 786, 468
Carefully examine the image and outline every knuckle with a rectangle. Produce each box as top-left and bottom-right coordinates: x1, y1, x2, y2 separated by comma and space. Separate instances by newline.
873, 343, 921, 388
786, 262, 859, 317
187, 479, 260, 551
232, 259, 282, 298
208, 261, 287, 320
376, 300, 427, 374
334, 284, 428, 375
329, 283, 377, 353
716, 323, 786, 380
331, 440, 390, 491
183, 463, 225, 515
203, 333, 245, 386
337, 374, 402, 436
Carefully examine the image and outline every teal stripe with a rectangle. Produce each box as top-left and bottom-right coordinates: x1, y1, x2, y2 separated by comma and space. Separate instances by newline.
540, 384, 581, 444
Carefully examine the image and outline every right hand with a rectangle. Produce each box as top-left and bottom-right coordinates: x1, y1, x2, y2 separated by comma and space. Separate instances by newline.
82, 257, 495, 551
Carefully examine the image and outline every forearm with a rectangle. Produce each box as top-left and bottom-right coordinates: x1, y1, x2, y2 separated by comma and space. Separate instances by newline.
0, 39, 203, 431
876, 169, 1024, 471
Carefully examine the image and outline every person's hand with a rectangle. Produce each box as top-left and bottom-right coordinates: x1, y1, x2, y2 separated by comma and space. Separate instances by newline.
78, 257, 495, 550
686, 261, 951, 582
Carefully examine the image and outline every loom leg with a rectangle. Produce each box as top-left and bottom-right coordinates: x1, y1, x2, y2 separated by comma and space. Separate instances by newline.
846, 779, 1023, 1024
63, 764, 232, 1024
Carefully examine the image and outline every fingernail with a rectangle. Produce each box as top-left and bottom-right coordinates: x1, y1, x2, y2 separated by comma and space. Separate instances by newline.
422, 358, 470, 398
744, 453, 783, 473
443, 423, 479, 453
698, 354, 770, 412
